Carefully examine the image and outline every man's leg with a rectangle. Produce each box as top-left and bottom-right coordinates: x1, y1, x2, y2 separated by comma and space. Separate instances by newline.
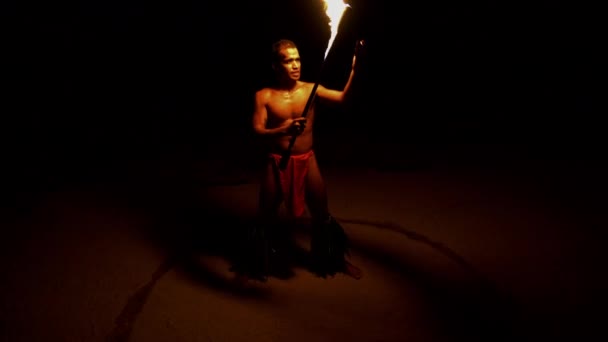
305, 154, 362, 279
233, 159, 282, 281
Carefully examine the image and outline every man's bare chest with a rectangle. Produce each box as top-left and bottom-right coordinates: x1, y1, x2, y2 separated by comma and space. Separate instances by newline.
266, 92, 311, 119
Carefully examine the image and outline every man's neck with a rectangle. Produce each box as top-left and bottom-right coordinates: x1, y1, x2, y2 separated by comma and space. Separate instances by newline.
277, 79, 298, 91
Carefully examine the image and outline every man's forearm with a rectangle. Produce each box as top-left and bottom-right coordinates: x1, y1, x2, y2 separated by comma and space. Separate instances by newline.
343, 68, 355, 94
255, 126, 287, 137
343, 41, 364, 100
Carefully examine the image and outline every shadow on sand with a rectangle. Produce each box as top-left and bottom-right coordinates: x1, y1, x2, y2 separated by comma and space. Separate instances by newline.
101, 157, 525, 342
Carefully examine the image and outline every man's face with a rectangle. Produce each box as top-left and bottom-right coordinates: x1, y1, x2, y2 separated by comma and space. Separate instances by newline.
276, 47, 301, 81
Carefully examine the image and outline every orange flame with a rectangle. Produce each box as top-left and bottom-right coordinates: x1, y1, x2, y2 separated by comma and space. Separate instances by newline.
322, 0, 350, 59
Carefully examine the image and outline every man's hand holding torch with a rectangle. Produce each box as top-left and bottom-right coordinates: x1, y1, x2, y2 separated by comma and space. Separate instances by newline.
284, 117, 307, 136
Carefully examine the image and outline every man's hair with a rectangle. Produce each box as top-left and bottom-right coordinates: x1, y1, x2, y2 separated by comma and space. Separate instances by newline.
271, 39, 298, 64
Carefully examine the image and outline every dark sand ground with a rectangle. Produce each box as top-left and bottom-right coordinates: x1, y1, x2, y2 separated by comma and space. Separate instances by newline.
1, 144, 606, 342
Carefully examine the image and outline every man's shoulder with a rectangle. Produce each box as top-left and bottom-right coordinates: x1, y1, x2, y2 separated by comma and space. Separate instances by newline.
300, 81, 315, 92
255, 87, 272, 99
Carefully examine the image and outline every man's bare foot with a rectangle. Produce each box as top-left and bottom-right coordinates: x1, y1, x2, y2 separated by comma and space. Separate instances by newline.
343, 261, 363, 280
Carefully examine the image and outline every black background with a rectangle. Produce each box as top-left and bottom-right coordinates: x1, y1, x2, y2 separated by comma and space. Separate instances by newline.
3, 0, 602, 181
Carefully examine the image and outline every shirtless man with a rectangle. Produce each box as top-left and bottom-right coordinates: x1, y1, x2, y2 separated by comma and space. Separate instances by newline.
241, 38, 363, 281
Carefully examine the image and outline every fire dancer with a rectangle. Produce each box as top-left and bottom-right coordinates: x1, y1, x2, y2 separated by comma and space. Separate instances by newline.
235, 38, 365, 281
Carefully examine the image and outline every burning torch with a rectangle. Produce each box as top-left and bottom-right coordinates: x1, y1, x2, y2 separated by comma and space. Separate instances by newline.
279, 0, 353, 170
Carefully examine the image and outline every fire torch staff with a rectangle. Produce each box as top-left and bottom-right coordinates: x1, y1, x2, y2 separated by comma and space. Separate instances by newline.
279, 2, 357, 169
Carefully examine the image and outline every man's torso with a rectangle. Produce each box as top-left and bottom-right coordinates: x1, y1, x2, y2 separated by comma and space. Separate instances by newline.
264, 82, 317, 155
